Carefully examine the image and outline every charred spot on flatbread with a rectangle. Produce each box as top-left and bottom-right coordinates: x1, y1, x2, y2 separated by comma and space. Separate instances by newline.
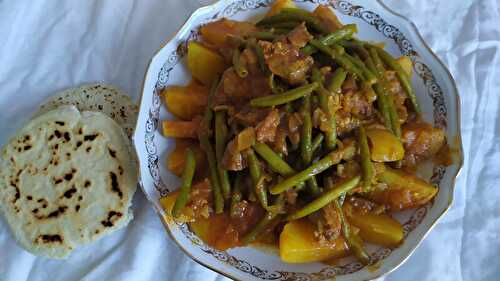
83, 133, 99, 142
109, 172, 122, 198
36, 234, 63, 244
61, 186, 77, 199
101, 211, 123, 227
83, 180, 91, 188
108, 147, 116, 158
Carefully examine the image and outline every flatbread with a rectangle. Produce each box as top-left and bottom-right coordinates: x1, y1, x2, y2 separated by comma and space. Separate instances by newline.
0, 106, 137, 259
35, 84, 138, 138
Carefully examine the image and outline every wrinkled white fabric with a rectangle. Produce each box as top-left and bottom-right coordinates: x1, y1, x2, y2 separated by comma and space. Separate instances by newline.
0, 0, 497, 280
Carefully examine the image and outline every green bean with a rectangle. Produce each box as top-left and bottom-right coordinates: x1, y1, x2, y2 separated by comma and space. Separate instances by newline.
300, 95, 313, 164
333, 198, 370, 265
232, 48, 248, 78
312, 68, 337, 150
271, 27, 293, 35
365, 57, 391, 129
214, 111, 227, 161
242, 213, 282, 244
200, 136, 223, 214
253, 142, 305, 190
257, 8, 328, 34
262, 21, 301, 29
344, 53, 377, 85
172, 148, 196, 218
246, 148, 268, 208
309, 40, 365, 80
339, 39, 370, 59
311, 133, 324, 155
369, 47, 401, 138
200, 80, 224, 214
373, 46, 420, 114
215, 111, 231, 200
217, 171, 231, 201
269, 141, 356, 194
230, 175, 243, 218
287, 175, 361, 220
387, 89, 402, 138
304, 39, 345, 57
242, 195, 285, 244
321, 24, 358, 45
253, 142, 295, 175
268, 73, 284, 94
249, 39, 268, 74
301, 24, 358, 55
248, 180, 257, 202
250, 82, 319, 107
307, 176, 321, 196
358, 126, 374, 192
327, 67, 347, 94
249, 31, 279, 41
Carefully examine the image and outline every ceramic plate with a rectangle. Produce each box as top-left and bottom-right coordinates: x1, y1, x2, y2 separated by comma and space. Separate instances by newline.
133, 1, 463, 280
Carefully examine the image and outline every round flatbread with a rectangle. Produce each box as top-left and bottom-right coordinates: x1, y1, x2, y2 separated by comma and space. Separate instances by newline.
0, 106, 137, 259
35, 84, 138, 138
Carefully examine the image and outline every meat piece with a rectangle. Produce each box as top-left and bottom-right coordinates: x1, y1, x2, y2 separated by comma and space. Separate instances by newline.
230, 200, 249, 219
230, 202, 265, 235
240, 47, 261, 75
333, 88, 376, 135
259, 40, 313, 85
314, 202, 341, 244
287, 22, 313, 48
222, 140, 246, 171
347, 196, 378, 214
215, 68, 271, 108
182, 179, 213, 221
313, 5, 343, 32
286, 112, 302, 146
312, 108, 329, 131
321, 203, 341, 240
402, 122, 446, 166
255, 109, 281, 142
221, 128, 255, 171
341, 90, 374, 117
273, 127, 288, 156
232, 107, 270, 127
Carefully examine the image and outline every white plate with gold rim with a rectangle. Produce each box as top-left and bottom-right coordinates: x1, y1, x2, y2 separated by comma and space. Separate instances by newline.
133, 0, 463, 280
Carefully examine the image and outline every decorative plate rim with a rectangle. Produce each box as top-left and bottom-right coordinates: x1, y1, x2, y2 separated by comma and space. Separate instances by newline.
133, 0, 464, 280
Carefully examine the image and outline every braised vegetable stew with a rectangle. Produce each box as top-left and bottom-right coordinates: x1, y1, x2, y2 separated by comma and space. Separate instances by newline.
159, 0, 450, 265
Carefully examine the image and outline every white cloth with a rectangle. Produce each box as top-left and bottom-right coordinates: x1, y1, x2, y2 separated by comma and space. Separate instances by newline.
0, 0, 497, 280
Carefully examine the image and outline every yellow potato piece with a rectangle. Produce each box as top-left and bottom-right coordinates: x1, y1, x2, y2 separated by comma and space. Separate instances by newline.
160, 191, 179, 215
344, 203, 404, 247
396, 56, 413, 77
279, 219, 348, 263
266, 0, 296, 17
200, 19, 257, 47
162, 120, 199, 138
161, 83, 208, 120
187, 41, 226, 86
366, 128, 405, 162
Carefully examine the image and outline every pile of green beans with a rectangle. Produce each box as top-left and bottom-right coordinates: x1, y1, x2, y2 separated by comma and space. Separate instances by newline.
166, 5, 422, 266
